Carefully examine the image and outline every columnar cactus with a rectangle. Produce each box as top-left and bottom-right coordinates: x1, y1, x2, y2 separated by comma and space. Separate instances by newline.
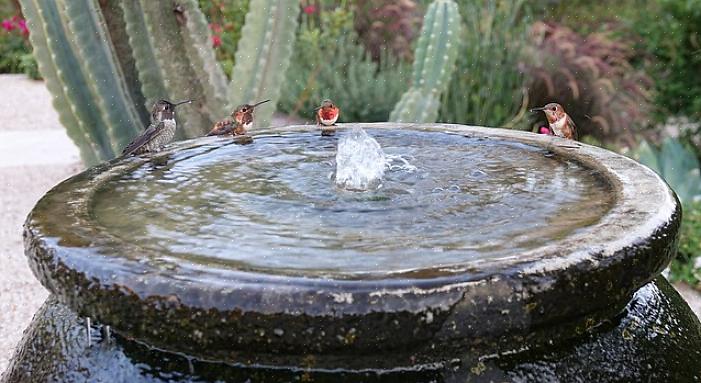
228, 0, 300, 127
389, 0, 461, 123
20, 0, 299, 165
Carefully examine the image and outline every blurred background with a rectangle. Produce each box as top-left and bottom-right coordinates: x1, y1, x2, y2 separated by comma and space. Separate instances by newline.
2, 0, 701, 370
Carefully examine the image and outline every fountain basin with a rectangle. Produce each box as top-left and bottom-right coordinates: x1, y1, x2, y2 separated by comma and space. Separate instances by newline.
22, 123, 680, 364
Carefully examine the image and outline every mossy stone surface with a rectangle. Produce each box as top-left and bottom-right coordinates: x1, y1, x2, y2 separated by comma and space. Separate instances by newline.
22, 124, 681, 359
3, 278, 701, 382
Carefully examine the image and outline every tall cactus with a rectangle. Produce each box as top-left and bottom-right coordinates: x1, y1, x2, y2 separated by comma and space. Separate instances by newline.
389, 0, 461, 123
20, 0, 299, 165
228, 0, 300, 127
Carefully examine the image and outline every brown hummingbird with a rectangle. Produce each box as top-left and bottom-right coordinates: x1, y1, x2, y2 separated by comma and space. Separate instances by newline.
207, 100, 270, 137
122, 99, 192, 156
315, 99, 340, 136
530, 103, 578, 141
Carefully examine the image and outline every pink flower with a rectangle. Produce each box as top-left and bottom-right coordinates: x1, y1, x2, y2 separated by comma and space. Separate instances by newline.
212, 34, 222, 48
17, 19, 28, 36
538, 126, 553, 135
1, 19, 15, 32
303, 5, 316, 14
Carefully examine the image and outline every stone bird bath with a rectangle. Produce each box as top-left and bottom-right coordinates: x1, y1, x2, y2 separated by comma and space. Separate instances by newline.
4, 123, 700, 382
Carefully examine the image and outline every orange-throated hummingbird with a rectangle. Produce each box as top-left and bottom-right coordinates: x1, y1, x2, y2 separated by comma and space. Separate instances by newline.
315, 99, 340, 136
207, 100, 271, 137
530, 103, 578, 141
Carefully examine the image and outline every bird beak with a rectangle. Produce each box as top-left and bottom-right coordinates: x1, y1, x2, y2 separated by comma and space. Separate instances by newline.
172, 99, 194, 107
529, 106, 545, 112
252, 99, 271, 109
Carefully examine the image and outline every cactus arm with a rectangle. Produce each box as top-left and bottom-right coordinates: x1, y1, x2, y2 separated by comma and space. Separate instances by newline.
180, 0, 228, 119
139, 0, 217, 138
390, 0, 461, 123
61, 0, 144, 152
21, 0, 100, 165
228, 0, 300, 127
22, 0, 114, 164
120, 0, 168, 112
97, 0, 149, 125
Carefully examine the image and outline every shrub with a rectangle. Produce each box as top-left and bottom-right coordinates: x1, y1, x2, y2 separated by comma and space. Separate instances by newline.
0, 13, 37, 79
278, 6, 410, 122
353, 0, 421, 62
523, 22, 653, 146
633, 138, 701, 206
438, 0, 529, 128
198, 0, 250, 78
633, 0, 701, 121
633, 137, 701, 287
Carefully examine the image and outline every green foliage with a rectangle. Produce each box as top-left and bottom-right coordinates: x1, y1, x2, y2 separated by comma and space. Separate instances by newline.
633, 0, 701, 121
197, 0, 249, 78
228, 0, 300, 127
278, 6, 410, 122
633, 138, 701, 206
19, 52, 39, 80
438, 0, 527, 128
20, 0, 298, 165
0, 7, 38, 79
0, 31, 28, 74
390, 0, 462, 123
669, 201, 701, 286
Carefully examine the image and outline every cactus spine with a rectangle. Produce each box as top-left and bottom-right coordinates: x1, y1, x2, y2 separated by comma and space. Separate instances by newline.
390, 0, 461, 123
228, 0, 300, 127
20, 0, 300, 165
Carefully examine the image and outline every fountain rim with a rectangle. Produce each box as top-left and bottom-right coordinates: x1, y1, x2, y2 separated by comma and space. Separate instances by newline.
25, 122, 679, 304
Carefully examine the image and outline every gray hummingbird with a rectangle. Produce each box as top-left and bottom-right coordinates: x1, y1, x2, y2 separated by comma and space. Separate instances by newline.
121, 99, 192, 156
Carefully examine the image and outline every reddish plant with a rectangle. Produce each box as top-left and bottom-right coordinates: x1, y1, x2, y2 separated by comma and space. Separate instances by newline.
353, 0, 420, 61
524, 21, 653, 146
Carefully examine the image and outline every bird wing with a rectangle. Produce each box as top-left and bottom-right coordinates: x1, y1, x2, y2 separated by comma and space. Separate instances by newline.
207, 119, 234, 136
122, 122, 162, 156
567, 115, 578, 141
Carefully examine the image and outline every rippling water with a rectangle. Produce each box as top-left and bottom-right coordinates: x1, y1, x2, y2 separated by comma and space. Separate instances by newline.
92, 129, 613, 277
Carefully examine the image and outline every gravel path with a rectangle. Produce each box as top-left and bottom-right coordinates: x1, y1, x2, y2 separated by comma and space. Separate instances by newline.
1, 73, 700, 376
0, 74, 82, 374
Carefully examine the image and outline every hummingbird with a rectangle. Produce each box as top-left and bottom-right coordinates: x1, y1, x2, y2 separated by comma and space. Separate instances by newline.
530, 103, 578, 141
207, 100, 270, 137
315, 99, 340, 136
121, 99, 192, 156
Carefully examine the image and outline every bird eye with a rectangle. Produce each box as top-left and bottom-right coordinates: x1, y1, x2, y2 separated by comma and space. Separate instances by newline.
551, 106, 557, 111
242, 108, 248, 113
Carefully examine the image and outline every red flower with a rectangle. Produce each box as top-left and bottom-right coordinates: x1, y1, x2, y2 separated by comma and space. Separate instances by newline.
303, 5, 316, 14
1, 19, 14, 32
212, 34, 222, 48
17, 19, 28, 36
